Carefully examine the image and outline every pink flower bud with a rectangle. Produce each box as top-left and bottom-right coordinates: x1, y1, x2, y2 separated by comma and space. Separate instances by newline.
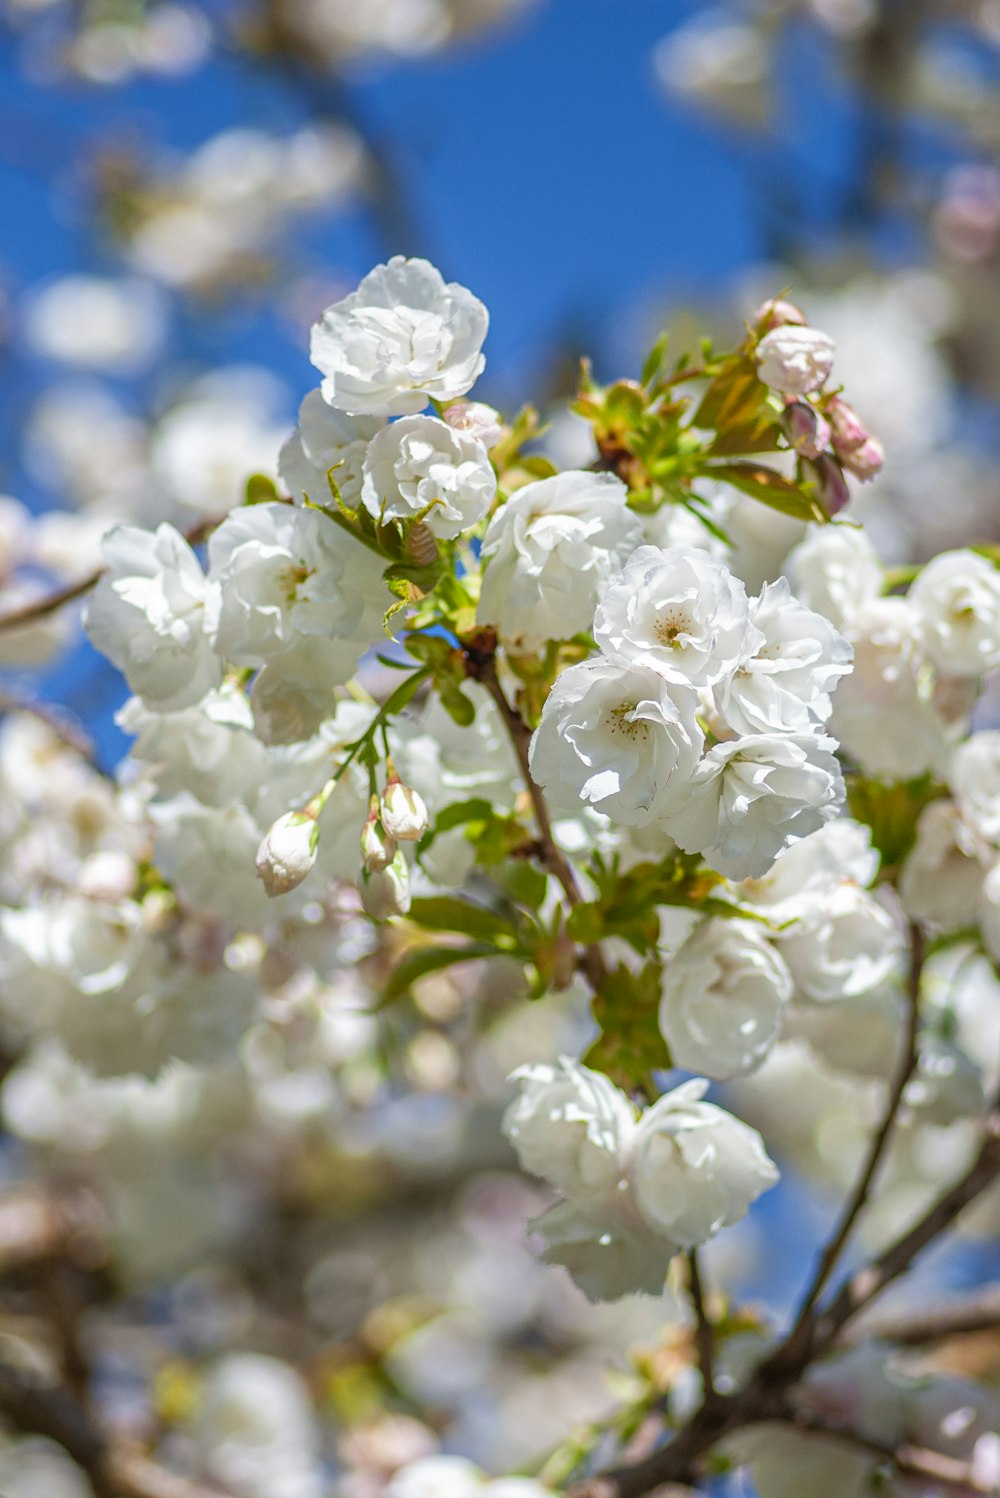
443, 400, 505, 451
826, 396, 869, 453
751, 297, 807, 334
782, 401, 831, 460
840, 437, 885, 483
808, 454, 852, 517
361, 800, 396, 872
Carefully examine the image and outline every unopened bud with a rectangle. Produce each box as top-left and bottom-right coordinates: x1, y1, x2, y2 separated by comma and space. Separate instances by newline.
360, 849, 411, 921
255, 810, 318, 897
381, 777, 430, 842
839, 436, 885, 483
825, 396, 869, 453
442, 400, 505, 450
807, 454, 852, 517
757, 325, 835, 396
752, 297, 807, 334
361, 798, 397, 872
782, 400, 831, 460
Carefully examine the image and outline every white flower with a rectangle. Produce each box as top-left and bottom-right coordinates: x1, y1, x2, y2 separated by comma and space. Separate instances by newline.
658, 918, 792, 1079
787, 523, 883, 631
277, 388, 383, 510
208, 502, 388, 683
195, 1354, 322, 1498
310, 256, 488, 416
737, 818, 881, 921
664, 733, 844, 879
529, 657, 703, 825
715, 577, 853, 735
979, 861, 1000, 965
775, 882, 904, 1003
387, 1456, 550, 1498
756, 325, 835, 395
899, 800, 988, 932
151, 801, 272, 925
249, 668, 337, 746
831, 597, 955, 782
85, 523, 222, 711
950, 731, 1000, 844
593, 545, 757, 687
256, 811, 319, 897
909, 549, 1000, 677
361, 414, 496, 540
502, 1057, 634, 1201
477, 471, 643, 654
630, 1078, 779, 1247
118, 686, 268, 808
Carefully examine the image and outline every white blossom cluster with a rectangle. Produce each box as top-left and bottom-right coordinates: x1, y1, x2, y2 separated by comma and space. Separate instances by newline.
529, 543, 853, 878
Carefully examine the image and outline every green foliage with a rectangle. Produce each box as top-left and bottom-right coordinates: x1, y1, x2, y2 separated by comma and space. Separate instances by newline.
584, 961, 671, 1093
847, 774, 946, 875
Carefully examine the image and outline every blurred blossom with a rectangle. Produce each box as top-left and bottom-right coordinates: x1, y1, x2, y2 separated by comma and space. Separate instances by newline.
24, 275, 169, 373
653, 14, 769, 123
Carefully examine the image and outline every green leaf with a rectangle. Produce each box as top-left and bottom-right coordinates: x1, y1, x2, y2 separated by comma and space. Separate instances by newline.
406, 896, 522, 948
706, 461, 824, 522
847, 774, 946, 874
584, 962, 671, 1092
379, 942, 499, 1006
244, 473, 280, 505
641, 332, 669, 389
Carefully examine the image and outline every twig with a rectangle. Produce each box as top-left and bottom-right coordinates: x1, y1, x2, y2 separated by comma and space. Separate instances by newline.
686, 1251, 715, 1398
464, 637, 608, 990
780, 923, 925, 1362
845, 1282, 1000, 1347
0, 1360, 228, 1498
0, 511, 227, 634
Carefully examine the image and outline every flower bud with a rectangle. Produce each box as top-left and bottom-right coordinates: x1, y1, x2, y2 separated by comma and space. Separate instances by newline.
361, 798, 397, 872
360, 849, 411, 921
825, 395, 869, 453
782, 400, 831, 460
839, 436, 885, 483
807, 454, 852, 517
442, 400, 505, 450
381, 777, 430, 842
255, 810, 318, 897
751, 297, 807, 334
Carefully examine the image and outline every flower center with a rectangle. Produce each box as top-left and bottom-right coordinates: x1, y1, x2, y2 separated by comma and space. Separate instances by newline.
654, 607, 691, 647
606, 702, 647, 741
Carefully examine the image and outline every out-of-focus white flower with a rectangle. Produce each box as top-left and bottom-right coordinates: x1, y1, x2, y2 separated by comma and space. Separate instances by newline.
715, 577, 853, 735
85, 523, 222, 711
477, 471, 642, 653
310, 257, 488, 416
775, 882, 904, 1003
278, 390, 383, 510
664, 733, 844, 880
361, 414, 495, 540
899, 799, 988, 932
208, 502, 387, 684
249, 669, 337, 747
979, 860, 1000, 965
658, 918, 792, 1079
152, 370, 289, 515
529, 656, 703, 826
25, 275, 168, 373
787, 523, 883, 631
119, 686, 268, 808
832, 598, 955, 781
195, 1354, 323, 1498
256, 811, 319, 897
0, 1435, 95, 1498
738, 818, 880, 918
756, 325, 835, 396
630, 1078, 779, 1248
151, 802, 271, 925
950, 732, 1000, 847
909, 550, 1000, 678
387, 1454, 550, 1498
593, 546, 757, 688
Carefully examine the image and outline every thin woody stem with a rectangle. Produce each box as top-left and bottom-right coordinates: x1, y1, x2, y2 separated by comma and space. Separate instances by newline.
686, 1251, 715, 1399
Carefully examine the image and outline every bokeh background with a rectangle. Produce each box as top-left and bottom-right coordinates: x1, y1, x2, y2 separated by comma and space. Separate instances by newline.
2, 2, 1000, 1493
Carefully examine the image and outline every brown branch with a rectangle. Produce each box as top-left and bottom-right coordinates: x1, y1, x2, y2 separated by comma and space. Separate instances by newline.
780, 1413, 1000, 1497
846, 1283, 1000, 1346
686, 1251, 715, 1399
779, 922, 925, 1363
463, 636, 608, 990
0, 1361, 228, 1498
0, 512, 227, 634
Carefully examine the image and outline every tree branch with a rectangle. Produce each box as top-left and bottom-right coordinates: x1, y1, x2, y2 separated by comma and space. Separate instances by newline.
686, 1251, 715, 1399
780, 922, 925, 1362
846, 1282, 1000, 1346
